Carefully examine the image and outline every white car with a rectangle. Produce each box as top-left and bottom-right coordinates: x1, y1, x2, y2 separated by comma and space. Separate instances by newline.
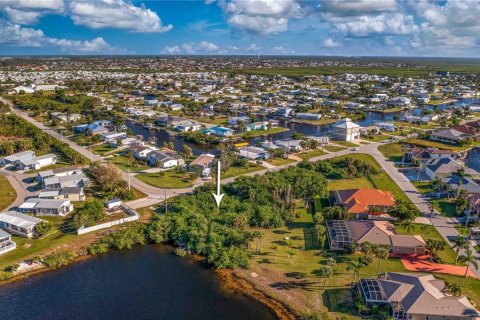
352, 147, 360, 151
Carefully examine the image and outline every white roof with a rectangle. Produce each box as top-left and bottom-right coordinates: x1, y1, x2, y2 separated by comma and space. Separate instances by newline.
0, 211, 45, 229
333, 118, 360, 129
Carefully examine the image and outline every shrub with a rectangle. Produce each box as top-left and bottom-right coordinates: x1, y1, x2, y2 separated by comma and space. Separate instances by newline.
42, 250, 77, 269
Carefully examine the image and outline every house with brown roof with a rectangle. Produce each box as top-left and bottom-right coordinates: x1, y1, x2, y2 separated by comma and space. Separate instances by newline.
330, 189, 396, 219
360, 272, 480, 320
325, 220, 426, 255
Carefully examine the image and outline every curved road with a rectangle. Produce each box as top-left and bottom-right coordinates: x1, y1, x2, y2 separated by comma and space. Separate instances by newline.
2, 96, 478, 275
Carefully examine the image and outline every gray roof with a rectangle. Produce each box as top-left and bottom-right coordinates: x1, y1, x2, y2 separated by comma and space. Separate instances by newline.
0, 229, 11, 238
362, 273, 480, 317
425, 158, 463, 174
0, 211, 45, 229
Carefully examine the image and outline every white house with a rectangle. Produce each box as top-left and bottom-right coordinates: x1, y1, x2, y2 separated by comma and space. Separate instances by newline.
16, 154, 57, 170
295, 113, 322, 120
238, 146, 270, 160
332, 118, 360, 142
0, 211, 46, 238
228, 116, 251, 126
18, 198, 74, 217
0, 229, 16, 255
1, 150, 36, 166
101, 132, 128, 143
377, 122, 396, 132
129, 145, 156, 159
146, 151, 181, 168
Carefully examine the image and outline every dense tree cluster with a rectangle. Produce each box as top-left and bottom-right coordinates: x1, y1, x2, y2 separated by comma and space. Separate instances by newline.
72, 199, 106, 229
298, 157, 378, 180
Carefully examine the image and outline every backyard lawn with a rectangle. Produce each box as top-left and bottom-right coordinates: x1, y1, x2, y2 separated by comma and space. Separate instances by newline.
135, 170, 196, 188
406, 139, 467, 152
266, 158, 296, 166
108, 155, 149, 173
330, 154, 412, 204
222, 163, 265, 179
378, 142, 404, 162
242, 127, 289, 138
434, 199, 458, 217
297, 149, 327, 160
324, 146, 346, 152
361, 134, 390, 142
0, 175, 16, 211
92, 143, 117, 156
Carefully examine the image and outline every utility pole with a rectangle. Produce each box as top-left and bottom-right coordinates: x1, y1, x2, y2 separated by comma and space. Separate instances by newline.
127, 168, 131, 191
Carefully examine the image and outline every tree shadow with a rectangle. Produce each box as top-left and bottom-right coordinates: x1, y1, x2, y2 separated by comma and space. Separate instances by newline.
270, 279, 319, 291
272, 230, 290, 235
285, 271, 307, 279
322, 288, 357, 317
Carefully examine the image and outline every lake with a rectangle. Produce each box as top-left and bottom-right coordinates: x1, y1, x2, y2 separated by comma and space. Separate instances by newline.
0, 246, 276, 320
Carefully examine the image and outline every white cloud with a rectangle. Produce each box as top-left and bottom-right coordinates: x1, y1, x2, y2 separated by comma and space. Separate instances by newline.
333, 13, 418, 37
162, 41, 225, 54
0, 0, 65, 24
246, 43, 261, 52
320, 37, 341, 48
0, 19, 124, 53
220, 0, 302, 35
272, 46, 295, 54
69, 0, 172, 33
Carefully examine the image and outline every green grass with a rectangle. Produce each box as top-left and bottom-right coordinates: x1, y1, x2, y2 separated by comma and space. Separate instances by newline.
197, 116, 227, 125
331, 154, 412, 204
328, 177, 374, 191
298, 149, 327, 160
324, 146, 346, 152
135, 170, 196, 189
406, 139, 467, 152
395, 222, 457, 264
266, 158, 296, 166
435, 199, 458, 218
92, 143, 117, 156
69, 134, 94, 146
109, 155, 149, 173
361, 134, 390, 142
242, 127, 289, 138
434, 274, 480, 307
222, 164, 265, 179
411, 181, 433, 194
333, 140, 358, 147
0, 175, 16, 211
378, 142, 404, 162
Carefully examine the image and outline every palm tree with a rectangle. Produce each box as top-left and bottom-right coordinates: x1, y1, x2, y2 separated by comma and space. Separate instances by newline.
376, 247, 390, 276
452, 236, 469, 265
286, 249, 296, 265
401, 219, 414, 234
271, 244, 279, 261
285, 239, 293, 248
428, 200, 437, 232
455, 167, 466, 199
319, 266, 333, 291
360, 242, 373, 257
458, 248, 479, 278
347, 258, 365, 285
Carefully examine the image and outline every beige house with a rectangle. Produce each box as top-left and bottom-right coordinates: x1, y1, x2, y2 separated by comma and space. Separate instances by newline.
360, 273, 480, 320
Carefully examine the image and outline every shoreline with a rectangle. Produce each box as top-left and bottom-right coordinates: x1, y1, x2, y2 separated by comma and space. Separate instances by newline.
1, 244, 300, 320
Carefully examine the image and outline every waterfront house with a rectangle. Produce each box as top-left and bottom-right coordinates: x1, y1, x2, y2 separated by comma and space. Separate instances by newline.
174, 121, 201, 132
274, 139, 303, 152
329, 189, 396, 219
129, 145, 155, 159
326, 220, 426, 254
247, 121, 269, 131
228, 116, 251, 126
277, 107, 293, 118
189, 154, 215, 177
101, 132, 128, 143
209, 126, 234, 137
0, 211, 46, 238
146, 150, 180, 168
332, 118, 360, 142
18, 198, 74, 217
295, 113, 322, 121
238, 146, 270, 160
0, 229, 16, 255
359, 273, 480, 320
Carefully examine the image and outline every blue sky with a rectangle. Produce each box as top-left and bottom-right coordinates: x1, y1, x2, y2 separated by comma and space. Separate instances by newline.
0, 0, 479, 57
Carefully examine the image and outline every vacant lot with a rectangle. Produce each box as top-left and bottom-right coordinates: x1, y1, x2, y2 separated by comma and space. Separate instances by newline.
136, 170, 196, 189
0, 176, 16, 211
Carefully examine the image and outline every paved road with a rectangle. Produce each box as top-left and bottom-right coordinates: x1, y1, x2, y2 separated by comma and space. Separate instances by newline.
0, 170, 37, 209
3, 97, 478, 274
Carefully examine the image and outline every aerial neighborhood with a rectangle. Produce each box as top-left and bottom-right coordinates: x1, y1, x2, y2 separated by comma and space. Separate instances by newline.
0, 56, 480, 319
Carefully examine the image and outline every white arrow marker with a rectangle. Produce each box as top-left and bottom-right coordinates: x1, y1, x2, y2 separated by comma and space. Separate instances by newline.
212, 161, 224, 207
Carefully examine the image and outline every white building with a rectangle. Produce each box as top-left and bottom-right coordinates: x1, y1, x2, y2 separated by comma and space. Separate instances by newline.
0, 211, 46, 238
332, 118, 360, 142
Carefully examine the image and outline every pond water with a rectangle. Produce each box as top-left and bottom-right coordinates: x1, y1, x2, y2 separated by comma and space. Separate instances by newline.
0, 245, 276, 320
